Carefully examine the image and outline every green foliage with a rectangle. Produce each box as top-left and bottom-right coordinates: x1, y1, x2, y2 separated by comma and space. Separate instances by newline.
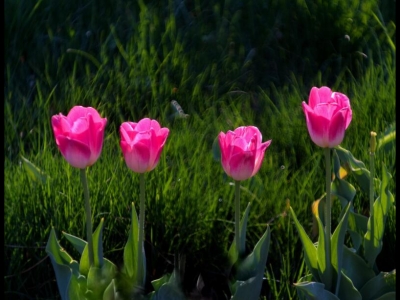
4, 0, 395, 298
291, 145, 396, 299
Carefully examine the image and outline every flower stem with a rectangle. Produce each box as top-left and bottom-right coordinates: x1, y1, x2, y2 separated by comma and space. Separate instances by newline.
80, 168, 94, 267
235, 180, 242, 257
324, 148, 332, 292
138, 172, 146, 285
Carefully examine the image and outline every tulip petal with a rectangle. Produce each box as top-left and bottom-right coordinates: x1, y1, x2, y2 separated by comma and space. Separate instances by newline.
56, 135, 91, 169
303, 102, 330, 148
253, 139, 272, 175
332, 92, 352, 129
135, 118, 152, 131
124, 140, 151, 173
228, 148, 254, 181
327, 108, 347, 148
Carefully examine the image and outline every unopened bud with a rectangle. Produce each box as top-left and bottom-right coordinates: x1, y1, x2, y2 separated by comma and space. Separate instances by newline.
370, 131, 377, 153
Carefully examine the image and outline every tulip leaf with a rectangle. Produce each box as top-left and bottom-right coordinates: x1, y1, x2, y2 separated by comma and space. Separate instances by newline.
331, 150, 356, 208
151, 273, 171, 291
294, 281, 339, 300
228, 202, 251, 268
233, 225, 270, 297
45, 227, 78, 300
20, 155, 48, 184
123, 202, 145, 288
346, 211, 368, 252
62, 231, 87, 255
359, 270, 396, 300
336, 271, 362, 300
149, 269, 185, 300
79, 218, 105, 276
374, 292, 396, 300
86, 259, 118, 300
103, 279, 116, 300
330, 201, 351, 291
231, 276, 264, 300
340, 246, 375, 290
316, 214, 331, 291
364, 164, 394, 268
68, 274, 87, 300
289, 207, 319, 282
376, 121, 396, 153
334, 146, 372, 195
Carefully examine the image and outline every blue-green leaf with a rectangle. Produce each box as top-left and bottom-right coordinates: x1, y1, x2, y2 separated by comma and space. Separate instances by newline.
86, 259, 117, 299
62, 232, 87, 255
336, 271, 362, 300
340, 246, 375, 290
331, 202, 351, 292
316, 214, 331, 291
228, 202, 251, 267
123, 202, 145, 288
151, 274, 171, 291
289, 207, 319, 282
45, 227, 76, 300
374, 292, 396, 300
294, 281, 339, 300
364, 164, 394, 268
334, 146, 371, 195
103, 279, 116, 300
236, 226, 271, 284
20, 155, 48, 184
79, 218, 105, 276
150, 269, 185, 300
359, 270, 396, 300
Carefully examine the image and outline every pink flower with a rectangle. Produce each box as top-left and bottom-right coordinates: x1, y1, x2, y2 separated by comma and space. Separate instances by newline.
120, 118, 169, 173
51, 106, 107, 169
302, 86, 352, 148
218, 126, 272, 181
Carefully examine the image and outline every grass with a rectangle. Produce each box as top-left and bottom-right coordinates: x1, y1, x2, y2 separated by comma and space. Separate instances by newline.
4, 0, 395, 299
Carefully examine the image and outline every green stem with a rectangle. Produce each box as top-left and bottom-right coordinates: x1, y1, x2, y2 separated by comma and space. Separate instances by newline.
138, 172, 146, 285
80, 168, 94, 267
369, 152, 375, 217
235, 180, 242, 257
324, 148, 333, 293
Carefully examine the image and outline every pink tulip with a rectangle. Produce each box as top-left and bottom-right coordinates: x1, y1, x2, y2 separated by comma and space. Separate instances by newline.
120, 118, 169, 173
302, 86, 352, 148
51, 106, 107, 169
218, 126, 272, 181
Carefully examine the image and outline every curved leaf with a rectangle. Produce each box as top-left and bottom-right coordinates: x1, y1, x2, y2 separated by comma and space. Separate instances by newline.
45, 227, 76, 300
334, 146, 371, 195
364, 164, 394, 268
294, 281, 339, 300
316, 214, 331, 291
123, 202, 146, 288
228, 202, 251, 267
63, 232, 87, 255
331, 202, 351, 293
80, 218, 105, 276
336, 271, 362, 300
289, 207, 319, 282
340, 246, 375, 290
359, 270, 396, 300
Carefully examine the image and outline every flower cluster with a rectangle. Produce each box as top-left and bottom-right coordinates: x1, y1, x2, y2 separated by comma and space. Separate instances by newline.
46, 86, 394, 300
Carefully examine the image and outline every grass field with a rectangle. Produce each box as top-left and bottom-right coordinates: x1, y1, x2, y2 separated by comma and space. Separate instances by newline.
4, 0, 396, 299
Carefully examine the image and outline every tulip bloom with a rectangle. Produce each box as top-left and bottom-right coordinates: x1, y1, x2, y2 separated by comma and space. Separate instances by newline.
302, 86, 352, 148
120, 118, 169, 173
51, 106, 107, 169
218, 126, 272, 181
